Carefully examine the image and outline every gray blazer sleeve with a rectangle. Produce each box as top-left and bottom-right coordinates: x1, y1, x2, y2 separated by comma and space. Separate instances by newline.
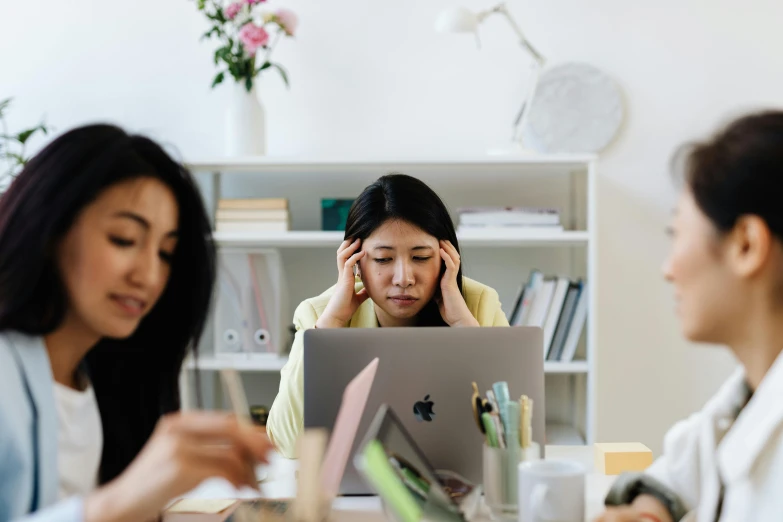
12, 497, 84, 522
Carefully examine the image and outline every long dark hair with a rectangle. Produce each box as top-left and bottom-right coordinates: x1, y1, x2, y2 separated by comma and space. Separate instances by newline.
0, 124, 216, 483
678, 110, 783, 239
343, 173, 463, 326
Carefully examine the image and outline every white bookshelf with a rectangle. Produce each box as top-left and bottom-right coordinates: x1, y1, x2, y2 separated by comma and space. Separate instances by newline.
214, 229, 589, 248
546, 423, 589, 446
181, 155, 597, 446
543, 361, 590, 374
186, 355, 289, 372
185, 355, 589, 375
186, 154, 595, 173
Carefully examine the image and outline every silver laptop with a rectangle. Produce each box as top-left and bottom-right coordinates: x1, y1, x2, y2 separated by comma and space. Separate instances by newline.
303, 326, 545, 495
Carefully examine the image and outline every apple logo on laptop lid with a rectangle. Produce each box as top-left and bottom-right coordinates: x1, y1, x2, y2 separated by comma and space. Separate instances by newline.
413, 395, 435, 422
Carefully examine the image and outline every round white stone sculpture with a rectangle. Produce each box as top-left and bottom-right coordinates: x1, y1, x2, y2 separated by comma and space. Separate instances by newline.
522, 62, 624, 154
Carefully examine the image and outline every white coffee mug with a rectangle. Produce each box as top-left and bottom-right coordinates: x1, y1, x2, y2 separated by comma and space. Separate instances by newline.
517, 459, 585, 522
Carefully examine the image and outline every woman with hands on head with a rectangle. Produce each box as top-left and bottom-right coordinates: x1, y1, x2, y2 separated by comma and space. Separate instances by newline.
0, 124, 273, 522
266, 173, 508, 458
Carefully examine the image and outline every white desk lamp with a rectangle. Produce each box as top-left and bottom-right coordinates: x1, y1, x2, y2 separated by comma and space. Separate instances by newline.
436, 3, 624, 155
435, 3, 546, 152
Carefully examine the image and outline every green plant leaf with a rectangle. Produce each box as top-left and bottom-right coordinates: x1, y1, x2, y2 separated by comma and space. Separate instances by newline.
227, 61, 241, 80
7, 152, 26, 165
256, 60, 272, 74
16, 124, 47, 145
0, 98, 10, 118
244, 76, 253, 92
271, 63, 290, 88
16, 130, 34, 145
211, 71, 225, 88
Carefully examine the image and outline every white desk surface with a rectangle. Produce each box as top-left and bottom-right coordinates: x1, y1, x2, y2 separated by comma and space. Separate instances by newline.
183, 445, 616, 521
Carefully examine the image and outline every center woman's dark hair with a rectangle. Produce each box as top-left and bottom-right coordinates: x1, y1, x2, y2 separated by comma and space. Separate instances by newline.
343, 173, 463, 326
0, 124, 216, 483
678, 110, 783, 240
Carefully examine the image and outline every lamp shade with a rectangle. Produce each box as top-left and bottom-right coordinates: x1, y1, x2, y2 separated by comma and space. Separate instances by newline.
435, 6, 479, 33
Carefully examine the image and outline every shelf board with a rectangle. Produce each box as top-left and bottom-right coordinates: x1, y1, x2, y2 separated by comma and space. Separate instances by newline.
544, 361, 589, 374
458, 228, 589, 246
214, 229, 589, 248
545, 423, 586, 445
186, 355, 288, 372
187, 154, 596, 173
188, 356, 588, 374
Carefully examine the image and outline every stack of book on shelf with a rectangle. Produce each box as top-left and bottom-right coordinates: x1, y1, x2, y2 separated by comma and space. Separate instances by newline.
508, 270, 588, 362
456, 207, 562, 233
216, 198, 290, 233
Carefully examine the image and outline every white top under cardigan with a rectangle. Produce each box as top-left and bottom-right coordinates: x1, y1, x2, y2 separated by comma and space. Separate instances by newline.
53, 380, 103, 500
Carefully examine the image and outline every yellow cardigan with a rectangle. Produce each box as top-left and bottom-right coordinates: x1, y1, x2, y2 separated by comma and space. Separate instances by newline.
266, 276, 509, 458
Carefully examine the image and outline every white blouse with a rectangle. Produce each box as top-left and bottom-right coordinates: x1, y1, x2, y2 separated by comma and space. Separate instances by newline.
54, 380, 103, 499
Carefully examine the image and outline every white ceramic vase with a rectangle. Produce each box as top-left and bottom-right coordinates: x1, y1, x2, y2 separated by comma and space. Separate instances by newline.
225, 82, 266, 156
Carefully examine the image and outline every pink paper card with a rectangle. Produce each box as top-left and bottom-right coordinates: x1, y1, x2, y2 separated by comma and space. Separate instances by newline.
319, 358, 379, 500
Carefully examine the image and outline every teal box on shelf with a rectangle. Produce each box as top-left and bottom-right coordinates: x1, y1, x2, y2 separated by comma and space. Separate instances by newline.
321, 198, 354, 231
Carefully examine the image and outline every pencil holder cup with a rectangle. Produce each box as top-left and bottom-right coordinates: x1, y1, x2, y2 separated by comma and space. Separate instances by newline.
482, 443, 541, 521
482, 444, 522, 520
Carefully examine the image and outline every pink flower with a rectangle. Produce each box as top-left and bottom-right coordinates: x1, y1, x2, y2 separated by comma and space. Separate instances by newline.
225, 2, 242, 20
275, 8, 298, 36
238, 23, 269, 54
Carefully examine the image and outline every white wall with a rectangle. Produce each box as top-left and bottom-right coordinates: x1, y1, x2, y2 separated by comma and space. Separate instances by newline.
4, 0, 780, 453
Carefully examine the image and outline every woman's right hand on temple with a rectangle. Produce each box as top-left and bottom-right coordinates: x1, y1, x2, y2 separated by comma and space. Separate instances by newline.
317, 238, 369, 328
84, 412, 272, 522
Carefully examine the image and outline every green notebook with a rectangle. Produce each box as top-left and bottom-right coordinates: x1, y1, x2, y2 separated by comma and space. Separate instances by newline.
358, 440, 423, 522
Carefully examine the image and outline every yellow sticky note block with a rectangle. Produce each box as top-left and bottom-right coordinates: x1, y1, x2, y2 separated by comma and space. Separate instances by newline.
166, 499, 237, 514
594, 443, 653, 475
